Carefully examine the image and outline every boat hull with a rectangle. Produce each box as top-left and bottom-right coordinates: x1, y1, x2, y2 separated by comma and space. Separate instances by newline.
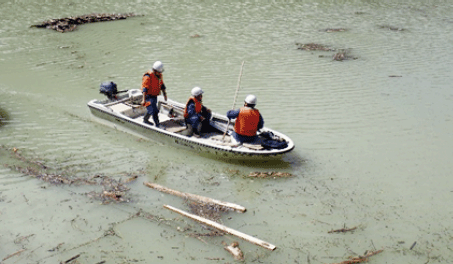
87, 93, 294, 160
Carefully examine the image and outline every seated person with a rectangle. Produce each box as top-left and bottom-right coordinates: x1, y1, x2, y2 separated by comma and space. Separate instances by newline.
183, 87, 212, 136
227, 94, 264, 144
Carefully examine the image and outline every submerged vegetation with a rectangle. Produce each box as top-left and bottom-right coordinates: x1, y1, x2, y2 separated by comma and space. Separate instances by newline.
0, 107, 9, 128
2, 145, 137, 204
31, 13, 138, 33
296, 43, 358, 61
297, 22, 406, 61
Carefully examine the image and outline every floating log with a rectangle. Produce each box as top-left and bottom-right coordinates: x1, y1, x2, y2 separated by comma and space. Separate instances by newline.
31, 13, 138, 33
144, 182, 246, 213
164, 204, 276, 251
224, 242, 244, 261
328, 226, 357, 233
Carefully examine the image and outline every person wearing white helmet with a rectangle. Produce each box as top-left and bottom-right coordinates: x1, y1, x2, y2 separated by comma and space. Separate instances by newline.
183, 86, 212, 137
141, 60, 167, 127
226, 94, 264, 144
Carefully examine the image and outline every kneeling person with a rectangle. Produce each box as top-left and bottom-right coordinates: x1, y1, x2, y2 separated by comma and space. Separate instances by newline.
184, 87, 212, 136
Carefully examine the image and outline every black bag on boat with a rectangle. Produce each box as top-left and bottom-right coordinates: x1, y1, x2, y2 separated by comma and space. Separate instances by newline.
261, 139, 288, 150
99, 81, 118, 100
259, 131, 275, 140
259, 131, 288, 150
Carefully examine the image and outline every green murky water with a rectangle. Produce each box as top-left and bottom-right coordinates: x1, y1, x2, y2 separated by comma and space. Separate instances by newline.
1, 0, 453, 263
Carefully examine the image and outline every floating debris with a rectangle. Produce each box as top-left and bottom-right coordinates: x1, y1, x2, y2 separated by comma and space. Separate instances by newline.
186, 200, 232, 223
223, 241, 244, 261
4, 147, 136, 203
330, 249, 383, 264
323, 28, 347, 33
86, 174, 131, 204
248, 171, 294, 178
2, 249, 26, 262
379, 25, 406, 31
332, 49, 358, 61
296, 42, 335, 51
190, 34, 202, 38
31, 13, 138, 33
328, 226, 357, 233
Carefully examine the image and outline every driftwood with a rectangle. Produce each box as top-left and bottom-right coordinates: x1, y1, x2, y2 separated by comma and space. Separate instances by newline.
328, 226, 357, 233
62, 254, 80, 263
102, 190, 125, 201
331, 249, 383, 264
144, 182, 246, 213
324, 28, 347, 33
296, 43, 335, 51
223, 242, 244, 261
2, 249, 26, 261
164, 205, 276, 251
248, 171, 293, 178
379, 25, 406, 31
31, 13, 138, 33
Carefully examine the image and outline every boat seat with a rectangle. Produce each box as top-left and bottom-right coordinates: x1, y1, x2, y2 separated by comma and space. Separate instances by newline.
109, 103, 130, 113
160, 118, 187, 133
109, 103, 146, 119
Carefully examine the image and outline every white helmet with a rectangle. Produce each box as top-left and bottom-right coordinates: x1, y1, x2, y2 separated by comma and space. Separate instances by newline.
191, 86, 204, 97
152, 61, 164, 73
245, 94, 257, 105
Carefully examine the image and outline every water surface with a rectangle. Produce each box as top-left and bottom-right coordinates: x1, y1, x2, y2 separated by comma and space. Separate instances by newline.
1, 0, 453, 263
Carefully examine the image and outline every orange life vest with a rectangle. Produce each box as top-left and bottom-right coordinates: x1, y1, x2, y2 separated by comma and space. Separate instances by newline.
142, 70, 163, 96
234, 107, 260, 136
183, 96, 203, 118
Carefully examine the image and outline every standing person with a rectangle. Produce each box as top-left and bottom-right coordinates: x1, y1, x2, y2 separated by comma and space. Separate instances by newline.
140, 61, 167, 127
183, 87, 212, 136
226, 94, 264, 144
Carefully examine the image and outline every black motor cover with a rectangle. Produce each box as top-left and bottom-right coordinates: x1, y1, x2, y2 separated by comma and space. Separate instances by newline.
99, 81, 118, 100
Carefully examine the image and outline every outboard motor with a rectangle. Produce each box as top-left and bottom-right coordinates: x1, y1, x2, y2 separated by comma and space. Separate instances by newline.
99, 81, 128, 100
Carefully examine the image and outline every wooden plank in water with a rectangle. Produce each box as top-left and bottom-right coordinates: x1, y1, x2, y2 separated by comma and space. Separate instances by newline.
143, 182, 246, 213
164, 204, 276, 251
